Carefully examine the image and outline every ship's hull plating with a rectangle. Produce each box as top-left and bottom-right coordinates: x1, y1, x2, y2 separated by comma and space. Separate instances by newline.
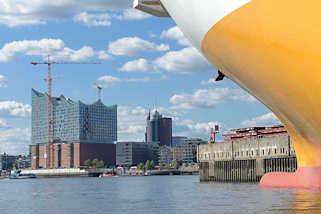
161, 0, 321, 189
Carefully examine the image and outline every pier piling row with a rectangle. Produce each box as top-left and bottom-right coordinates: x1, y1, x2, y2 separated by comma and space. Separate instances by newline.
198, 135, 297, 182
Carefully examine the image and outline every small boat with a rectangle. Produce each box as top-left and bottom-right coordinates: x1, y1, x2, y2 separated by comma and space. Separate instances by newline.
99, 173, 117, 178
10, 170, 36, 179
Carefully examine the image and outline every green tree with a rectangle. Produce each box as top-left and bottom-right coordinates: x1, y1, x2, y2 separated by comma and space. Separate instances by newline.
92, 158, 99, 167
137, 163, 144, 170
190, 163, 195, 167
150, 160, 155, 169
159, 163, 163, 169
184, 163, 189, 168
97, 160, 104, 168
13, 162, 18, 169
145, 160, 150, 170
173, 161, 179, 170
84, 159, 91, 167
165, 163, 170, 170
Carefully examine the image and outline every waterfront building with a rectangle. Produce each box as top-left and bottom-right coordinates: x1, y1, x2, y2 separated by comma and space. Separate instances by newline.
147, 141, 160, 165
158, 137, 207, 165
198, 125, 296, 182
159, 146, 173, 165
116, 142, 149, 166
16, 155, 31, 169
182, 138, 207, 163
172, 146, 183, 164
145, 110, 172, 146
0, 153, 17, 170
116, 141, 159, 166
172, 136, 188, 147
30, 89, 117, 169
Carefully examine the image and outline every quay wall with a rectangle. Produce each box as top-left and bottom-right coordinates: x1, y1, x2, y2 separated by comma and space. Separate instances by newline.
198, 135, 297, 182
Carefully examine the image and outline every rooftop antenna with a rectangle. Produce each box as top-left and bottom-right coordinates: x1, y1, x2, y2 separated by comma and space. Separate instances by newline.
147, 104, 151, 120
31, 55, 100, 168
94, 83, 103, 100
155, 97, 158, 112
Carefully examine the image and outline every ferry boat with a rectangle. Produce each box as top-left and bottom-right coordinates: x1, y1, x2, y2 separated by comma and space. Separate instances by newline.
10, 170, 36, 179
134, 0, 321, 189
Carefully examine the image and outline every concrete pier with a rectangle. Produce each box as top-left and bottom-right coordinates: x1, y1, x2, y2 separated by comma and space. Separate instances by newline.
198, 135, 297, 182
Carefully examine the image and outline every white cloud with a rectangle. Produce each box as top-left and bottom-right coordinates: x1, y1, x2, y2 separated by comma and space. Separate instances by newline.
126, 77, 151, 82
154, 47, 212, 74
119, 58, 157, 73
0, 38, 111, 62
241, 112, 280, 127
161, 26, 191, 46
72, 9, 151, 27
73, 12, 112, 26
108, 37, 169, 56
201, 78, 216, 85
0, 39, 63, 62
173, 119, 228, 141
119, 47, 215, 74
118, 8, 150, 20
52, 46, 95, 62
170, 88, 257, 110
0, 128, 31, 155
0, 119, 8, 128
0, 0, 131, 27
97, 76, 121, 87
97, 75, 167, 87
97, 51, 111, 60
0, 101, 31, 118
0, 75, 7, 87
118, 106, 148, 141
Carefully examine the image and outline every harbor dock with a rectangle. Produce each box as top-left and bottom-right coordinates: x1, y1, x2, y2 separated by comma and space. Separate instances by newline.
198, 127, 297, 182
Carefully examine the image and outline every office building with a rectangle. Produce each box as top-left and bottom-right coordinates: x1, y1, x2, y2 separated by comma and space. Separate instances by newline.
182, 138, 207, 163
172, 136, 188, 147
145, 110, 172, 146
116, 142, 149, 166
159, 146, 173, 165
0, 153, 17, 170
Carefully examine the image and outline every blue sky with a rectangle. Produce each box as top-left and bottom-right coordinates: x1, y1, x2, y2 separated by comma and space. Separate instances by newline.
0, 0, 279, 155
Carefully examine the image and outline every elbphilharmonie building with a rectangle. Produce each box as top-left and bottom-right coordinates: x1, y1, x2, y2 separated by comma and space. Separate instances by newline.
30, 89, 117, 169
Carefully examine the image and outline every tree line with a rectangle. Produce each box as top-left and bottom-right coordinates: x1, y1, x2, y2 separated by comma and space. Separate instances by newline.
84, 158, 104, 168
134, 160, 195, 170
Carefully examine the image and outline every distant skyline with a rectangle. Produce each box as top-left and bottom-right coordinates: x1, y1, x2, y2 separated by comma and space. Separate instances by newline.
0, 0, 279, 155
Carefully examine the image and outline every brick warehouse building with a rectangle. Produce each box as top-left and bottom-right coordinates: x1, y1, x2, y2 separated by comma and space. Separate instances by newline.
30, 89, 117, 169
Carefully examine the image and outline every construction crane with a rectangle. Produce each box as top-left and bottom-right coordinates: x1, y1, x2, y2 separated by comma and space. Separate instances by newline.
93, 83, 103, 100
31, 55, 100, 168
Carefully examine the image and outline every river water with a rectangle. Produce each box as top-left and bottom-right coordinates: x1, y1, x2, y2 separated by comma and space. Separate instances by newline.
1, 175, 321, 214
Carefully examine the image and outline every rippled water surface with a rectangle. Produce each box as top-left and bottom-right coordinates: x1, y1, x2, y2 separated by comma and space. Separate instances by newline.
1, 176, 321, 214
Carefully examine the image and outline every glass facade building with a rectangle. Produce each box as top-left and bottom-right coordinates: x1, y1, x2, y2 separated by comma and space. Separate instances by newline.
31, 89, 117, 145
145, 110, 172, 146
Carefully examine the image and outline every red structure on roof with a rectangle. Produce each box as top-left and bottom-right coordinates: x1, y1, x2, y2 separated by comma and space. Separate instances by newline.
223, 125, 288, 142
